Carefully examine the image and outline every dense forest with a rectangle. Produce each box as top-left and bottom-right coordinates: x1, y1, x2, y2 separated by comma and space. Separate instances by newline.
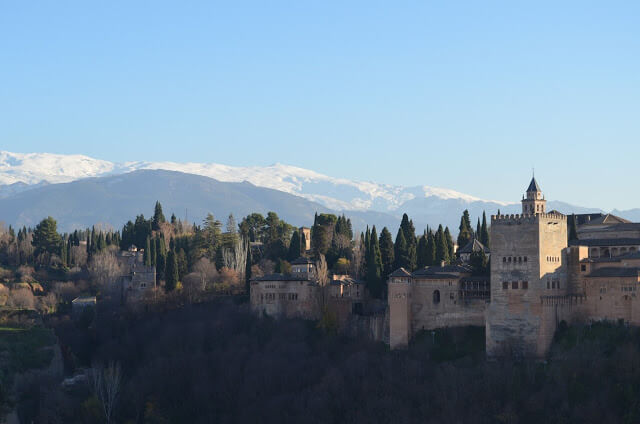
18, 298, 640, 423
0, 202, 496, 423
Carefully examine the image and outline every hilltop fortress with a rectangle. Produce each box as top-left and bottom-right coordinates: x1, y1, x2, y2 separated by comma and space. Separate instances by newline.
390, 177, 640, 357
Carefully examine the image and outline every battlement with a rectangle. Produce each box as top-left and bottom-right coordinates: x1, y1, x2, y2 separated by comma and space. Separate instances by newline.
491, 212, 566, 225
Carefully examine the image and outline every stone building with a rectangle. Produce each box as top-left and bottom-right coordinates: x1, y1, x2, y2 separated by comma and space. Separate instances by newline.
250, 257, 320, 319
116, 245, 156, 303
390, 176, 640, 358
457, 238, 490, 263
388, 263, 489, 349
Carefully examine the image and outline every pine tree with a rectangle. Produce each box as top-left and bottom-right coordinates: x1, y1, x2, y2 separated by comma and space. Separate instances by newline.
568, 214, 578, 242
215, 246, 224, 271
287, 230, 301, 261
153, 201, 166, 230
165, 250, 179, 292
481, 211, 490, 246
32, 216, 62, 258
379, 227, 395, 278
171, 213, 177, 225
476, 219, 481, 239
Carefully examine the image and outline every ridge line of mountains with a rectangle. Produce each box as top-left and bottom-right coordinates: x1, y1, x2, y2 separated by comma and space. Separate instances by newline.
1, 151, 639, 233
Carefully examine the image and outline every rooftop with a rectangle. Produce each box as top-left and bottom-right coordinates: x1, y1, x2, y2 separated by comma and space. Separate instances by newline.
290, 257, 314, 265
569, 238, 640, 247
526, 177, 541, 193
458, 238, 489, 254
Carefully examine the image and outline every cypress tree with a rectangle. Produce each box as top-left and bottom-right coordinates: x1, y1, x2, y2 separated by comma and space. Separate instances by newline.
61, 238, 68, 267
444, 227, 455, 262
417, 231, 428, 268
481, 211, 490, 246
144, 237, 152, 266
399, 214, 417, 270
150, 237, 157, 266
426, 230, 436, 266
379, 227, 395, 278
457, 210, 473, 251
165, 250, 179, 292
435, 225, 449, 264
393, 229, 411, 270
156, 236, 167, 278
476, 219, 481, 240
287, 230, 301, 261
366, 226, 383, 298
245, 241, 252, 294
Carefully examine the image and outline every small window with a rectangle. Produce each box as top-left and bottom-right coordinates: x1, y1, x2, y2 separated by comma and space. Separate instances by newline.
522, 281, 528, 290
503, 257, 507, 263
524, 257, 528, 262
518, 257, 522, 263
502, 282, 509, 290
433, 290, 441, 304
547, 281, 550, 289
512, 281, 518, 290
508, 257, 512, 263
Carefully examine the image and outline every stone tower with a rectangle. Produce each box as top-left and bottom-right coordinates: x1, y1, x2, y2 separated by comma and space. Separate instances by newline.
388, 268, 412, 349
521, 177, 546, 215
486, 178, 567, 358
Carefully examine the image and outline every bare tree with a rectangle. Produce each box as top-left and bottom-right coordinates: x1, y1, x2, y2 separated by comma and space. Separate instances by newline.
8, 288, 35, 310
89, 362, 122, 424
222, 237, 248, 279
88, 250, 123, 289
351, 235, 366, 279
70, 245, 88, 267
316, 254, 329, 287
192, 257, 218, 291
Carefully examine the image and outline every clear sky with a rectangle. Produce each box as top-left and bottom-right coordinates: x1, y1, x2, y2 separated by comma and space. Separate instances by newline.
1, 1, 639, 210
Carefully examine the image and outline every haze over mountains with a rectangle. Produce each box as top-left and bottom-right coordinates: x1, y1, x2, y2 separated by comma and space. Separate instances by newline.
0, 151, 636, 233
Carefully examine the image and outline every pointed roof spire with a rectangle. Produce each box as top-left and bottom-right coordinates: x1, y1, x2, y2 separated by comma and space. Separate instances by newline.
526, 177, 541, 193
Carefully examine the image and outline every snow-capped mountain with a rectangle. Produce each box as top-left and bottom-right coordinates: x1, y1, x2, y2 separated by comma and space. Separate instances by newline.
0, 151, 512, 212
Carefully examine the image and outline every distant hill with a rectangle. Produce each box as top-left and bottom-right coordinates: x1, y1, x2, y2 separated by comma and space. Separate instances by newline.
0, 170, 401, 233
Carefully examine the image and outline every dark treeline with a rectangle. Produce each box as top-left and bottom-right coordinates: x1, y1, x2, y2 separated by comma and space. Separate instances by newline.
34, 300, 640, 423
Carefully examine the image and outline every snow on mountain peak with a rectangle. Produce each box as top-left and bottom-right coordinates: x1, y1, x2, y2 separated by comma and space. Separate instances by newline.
0, 151, 509, 211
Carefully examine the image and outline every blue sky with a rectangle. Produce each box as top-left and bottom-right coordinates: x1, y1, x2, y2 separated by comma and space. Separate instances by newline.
1, 1, 639, 210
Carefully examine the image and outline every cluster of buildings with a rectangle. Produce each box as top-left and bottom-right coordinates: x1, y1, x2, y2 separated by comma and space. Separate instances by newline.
390, 177, 640, 357
252, 177, 640, 358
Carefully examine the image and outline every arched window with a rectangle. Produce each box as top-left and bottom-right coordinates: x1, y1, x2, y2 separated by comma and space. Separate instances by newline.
433, 290, 440, 304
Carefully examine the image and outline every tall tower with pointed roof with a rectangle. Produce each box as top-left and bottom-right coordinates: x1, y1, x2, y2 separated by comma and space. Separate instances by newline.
521, 177, 546, 215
